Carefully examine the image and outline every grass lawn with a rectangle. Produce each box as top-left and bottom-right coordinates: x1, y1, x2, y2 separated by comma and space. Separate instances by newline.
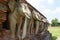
48, 27, 60, 40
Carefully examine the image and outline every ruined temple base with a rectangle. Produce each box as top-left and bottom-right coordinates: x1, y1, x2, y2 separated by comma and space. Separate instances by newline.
25, 31, 51, 40
0, 29, 51, 40
0, 29, 17, 40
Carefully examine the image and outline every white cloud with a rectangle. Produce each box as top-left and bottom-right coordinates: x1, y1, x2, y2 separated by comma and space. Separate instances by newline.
40, 7, 60, 15
26, 0, 60, 23
26, 0, 40, 8
41, 7, 60, 23
47, 0, 54, 4
52, 7, 60, 14
43, 9, 51, 14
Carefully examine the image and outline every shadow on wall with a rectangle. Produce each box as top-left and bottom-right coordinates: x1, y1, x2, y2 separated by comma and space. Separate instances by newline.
51, 36, 57, 40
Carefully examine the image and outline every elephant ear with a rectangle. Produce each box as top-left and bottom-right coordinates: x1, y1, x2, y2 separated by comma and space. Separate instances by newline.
32, 11, 40, 20
42, 18, 47, 22
37, 13, 42, 21
22, 3, 31, 19
8, 0, 16, 12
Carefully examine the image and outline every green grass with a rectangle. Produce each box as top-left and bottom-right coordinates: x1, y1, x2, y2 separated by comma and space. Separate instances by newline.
48, 27, 60, 40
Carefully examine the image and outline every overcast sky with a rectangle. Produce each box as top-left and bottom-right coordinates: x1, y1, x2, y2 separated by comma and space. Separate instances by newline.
26, 0, 60, 23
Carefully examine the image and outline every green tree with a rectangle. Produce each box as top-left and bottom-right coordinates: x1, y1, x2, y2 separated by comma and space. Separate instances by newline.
51, 18, 59, 26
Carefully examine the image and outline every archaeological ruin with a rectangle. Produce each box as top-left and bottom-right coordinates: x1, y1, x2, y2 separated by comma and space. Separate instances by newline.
0, 0, 51, 40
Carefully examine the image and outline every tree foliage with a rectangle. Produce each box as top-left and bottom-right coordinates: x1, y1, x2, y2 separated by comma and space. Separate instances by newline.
51, 18, 60, 26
